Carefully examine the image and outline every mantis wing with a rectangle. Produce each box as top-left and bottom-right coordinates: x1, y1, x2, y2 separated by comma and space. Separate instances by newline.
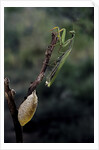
46, 46, 72, 87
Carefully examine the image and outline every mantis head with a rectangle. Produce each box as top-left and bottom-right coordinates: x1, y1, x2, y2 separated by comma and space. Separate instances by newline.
69, 30, 75, 37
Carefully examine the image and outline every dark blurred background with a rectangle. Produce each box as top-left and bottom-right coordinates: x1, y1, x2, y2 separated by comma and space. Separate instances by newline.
4, 7, 94, 143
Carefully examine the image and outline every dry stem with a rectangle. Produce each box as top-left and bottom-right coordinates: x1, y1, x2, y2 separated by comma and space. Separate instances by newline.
4, 32, 57, 142
4, 78, 23, 143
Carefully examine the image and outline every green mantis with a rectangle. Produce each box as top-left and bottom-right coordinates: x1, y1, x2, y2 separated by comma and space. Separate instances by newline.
46, 26, 75, 87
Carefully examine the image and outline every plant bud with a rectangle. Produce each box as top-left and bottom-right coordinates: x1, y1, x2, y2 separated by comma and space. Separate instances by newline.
11, 89, 16, 98
18, 90, 38, 126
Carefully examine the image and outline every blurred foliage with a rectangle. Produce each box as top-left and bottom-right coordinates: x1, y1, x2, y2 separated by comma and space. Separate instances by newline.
4, 7, 94, 143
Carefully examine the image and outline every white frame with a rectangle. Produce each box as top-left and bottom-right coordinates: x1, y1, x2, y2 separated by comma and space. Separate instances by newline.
0, 0, 98, 150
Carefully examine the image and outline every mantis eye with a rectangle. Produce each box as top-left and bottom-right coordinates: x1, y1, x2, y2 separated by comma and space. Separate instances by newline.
18, 90, 38, 126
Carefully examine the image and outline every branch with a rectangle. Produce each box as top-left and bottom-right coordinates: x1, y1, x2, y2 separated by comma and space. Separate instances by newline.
4, 32, 57, 142
27, 32, 58, 97
4, 78, 23, 143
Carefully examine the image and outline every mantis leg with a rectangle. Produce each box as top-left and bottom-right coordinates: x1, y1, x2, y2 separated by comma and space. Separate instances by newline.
62, 39, 72, 48
50, 26, 62, 44
50, 26, 60, 38
50, 27, 68, 46
58, 28, 66, 44
61, 30, 75, 48
50, 27, 75, 52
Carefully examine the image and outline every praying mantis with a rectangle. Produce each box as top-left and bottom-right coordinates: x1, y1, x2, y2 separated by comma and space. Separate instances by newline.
46, 26, 75, 87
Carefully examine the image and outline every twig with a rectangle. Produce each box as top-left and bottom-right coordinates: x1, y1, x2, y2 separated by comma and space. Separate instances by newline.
4, 78, 23, 143
4, 32, 57, 143
27, 32, 58, 97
